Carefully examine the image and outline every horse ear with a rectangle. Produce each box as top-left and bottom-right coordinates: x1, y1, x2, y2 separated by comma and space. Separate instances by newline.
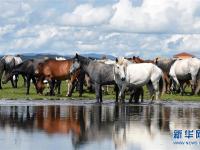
75, 53, 79, 59
116, 58, 118, 63
154, 57, 159, 64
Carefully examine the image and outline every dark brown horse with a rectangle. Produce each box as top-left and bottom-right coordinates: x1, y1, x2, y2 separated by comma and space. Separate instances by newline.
35, 59, 83, 96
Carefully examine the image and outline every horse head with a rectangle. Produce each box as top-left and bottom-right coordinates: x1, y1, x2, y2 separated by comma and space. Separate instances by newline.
2, 57, 16, 84
114, 58, 126, 82
70, 54, 81, 74
35, 63, 44, 76
35, 78, 46, 94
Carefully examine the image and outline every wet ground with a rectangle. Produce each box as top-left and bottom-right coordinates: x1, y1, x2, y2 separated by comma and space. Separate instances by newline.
0, 100, 200, 150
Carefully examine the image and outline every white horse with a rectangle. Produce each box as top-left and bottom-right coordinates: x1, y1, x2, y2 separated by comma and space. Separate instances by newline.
113, 58, 164, 102
169, 57, 200, 95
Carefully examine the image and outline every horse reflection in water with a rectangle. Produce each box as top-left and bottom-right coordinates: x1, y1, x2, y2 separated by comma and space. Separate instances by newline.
0, 104, 200, 150
35, 106, 81, 136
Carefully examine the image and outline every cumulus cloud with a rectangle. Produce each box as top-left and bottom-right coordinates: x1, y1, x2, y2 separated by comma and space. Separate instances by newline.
1, 0, 200, 58
11, 25, 58, 50
109, 0, 200, 33
164, 34, 200, 54
61, 4, 114, 26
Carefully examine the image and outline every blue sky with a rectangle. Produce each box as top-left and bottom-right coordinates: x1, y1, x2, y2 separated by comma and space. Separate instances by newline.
0, 0, 200, 58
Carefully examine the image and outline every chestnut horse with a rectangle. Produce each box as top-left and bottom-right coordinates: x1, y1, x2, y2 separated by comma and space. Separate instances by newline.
35, 59, 83, 96
127, 56, 154, 63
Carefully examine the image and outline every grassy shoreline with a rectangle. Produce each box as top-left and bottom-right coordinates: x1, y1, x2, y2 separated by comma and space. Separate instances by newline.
0, 77, 199, 101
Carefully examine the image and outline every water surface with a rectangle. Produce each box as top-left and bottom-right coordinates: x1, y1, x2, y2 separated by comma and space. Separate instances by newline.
0, 100, 200, 150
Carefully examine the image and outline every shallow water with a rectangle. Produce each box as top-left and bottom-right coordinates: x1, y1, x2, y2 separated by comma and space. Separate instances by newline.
0, 100, 200, 150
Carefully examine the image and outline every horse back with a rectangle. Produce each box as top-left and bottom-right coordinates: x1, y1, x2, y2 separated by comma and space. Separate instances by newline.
39, 59, 73, 79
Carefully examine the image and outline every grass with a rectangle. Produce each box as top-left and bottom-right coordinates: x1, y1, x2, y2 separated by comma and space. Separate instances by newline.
0, 76, 199, 101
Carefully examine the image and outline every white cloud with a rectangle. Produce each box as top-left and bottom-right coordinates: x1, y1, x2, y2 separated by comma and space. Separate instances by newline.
1, 0, 200, 59
61, 4, 114, 26
77, 43, 99, 51
109, 0, 200, 33
11, 25, 58, 49
0, 25, 15, 37
164, 34, 200, 54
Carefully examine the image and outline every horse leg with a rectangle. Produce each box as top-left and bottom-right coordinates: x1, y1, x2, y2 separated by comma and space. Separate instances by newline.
146, 83, 154, 103
49, 80, 55, 96
11, 77, 15, 88
141, 88, 144, 103
95, 83, 101, 103
119, 84, 126, 103
78, 79, 84, 97
100, 85, 103, 103
68, 80, 77, 97
134, 87, 143, 103
152, 80, 160, 101
129, 91, 134, 103
165, 75, 170, 93
195, 79, 200, 95
31, 77, 37, 91
67, 80, 72, 97
106, 85, 109, 94
14, 74, 18, 88
78, 72, 84, 97
190, 75, 197, 95
0, 73, 2, 89
57, 80, 61, 95
179, 81, 184, 96
22, 75, 27, 87
0, 78, 2, 89
26, 76, 31, 95
114, 84, 119, 103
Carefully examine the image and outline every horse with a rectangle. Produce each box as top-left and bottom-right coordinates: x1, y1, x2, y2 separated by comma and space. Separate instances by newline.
169, 57, 200, 95
35, 59, 83, 96
70, 54, 119, 103
0, 55, 26, 88
113, 57, 164, 103
127, 56, 154, 63
154, 57, 176, 93
41, 56, 71, 95
3, 58, 45, 94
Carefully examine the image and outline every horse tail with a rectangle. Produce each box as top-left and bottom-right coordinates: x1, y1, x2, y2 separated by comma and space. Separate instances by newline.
159, 72, 165, 97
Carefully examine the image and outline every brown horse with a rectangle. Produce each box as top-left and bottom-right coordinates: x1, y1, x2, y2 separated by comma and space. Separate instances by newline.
154, 57, 176, 93
127, 56, 154, 63
35, 59, 82, 96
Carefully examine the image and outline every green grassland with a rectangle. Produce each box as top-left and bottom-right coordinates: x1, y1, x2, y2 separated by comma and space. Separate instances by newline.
0, 76, 199, 101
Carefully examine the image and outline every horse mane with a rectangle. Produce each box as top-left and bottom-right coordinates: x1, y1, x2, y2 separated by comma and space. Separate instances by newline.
77, 55, 90, 65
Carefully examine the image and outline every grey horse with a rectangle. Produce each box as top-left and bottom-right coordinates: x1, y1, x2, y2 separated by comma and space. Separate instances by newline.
70, 54, 119, 103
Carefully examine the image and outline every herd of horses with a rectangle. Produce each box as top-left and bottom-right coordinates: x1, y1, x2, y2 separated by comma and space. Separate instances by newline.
0, 53, 200, 103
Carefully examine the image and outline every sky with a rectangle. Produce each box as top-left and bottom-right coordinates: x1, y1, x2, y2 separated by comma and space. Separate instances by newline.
0, 0, 200, 58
